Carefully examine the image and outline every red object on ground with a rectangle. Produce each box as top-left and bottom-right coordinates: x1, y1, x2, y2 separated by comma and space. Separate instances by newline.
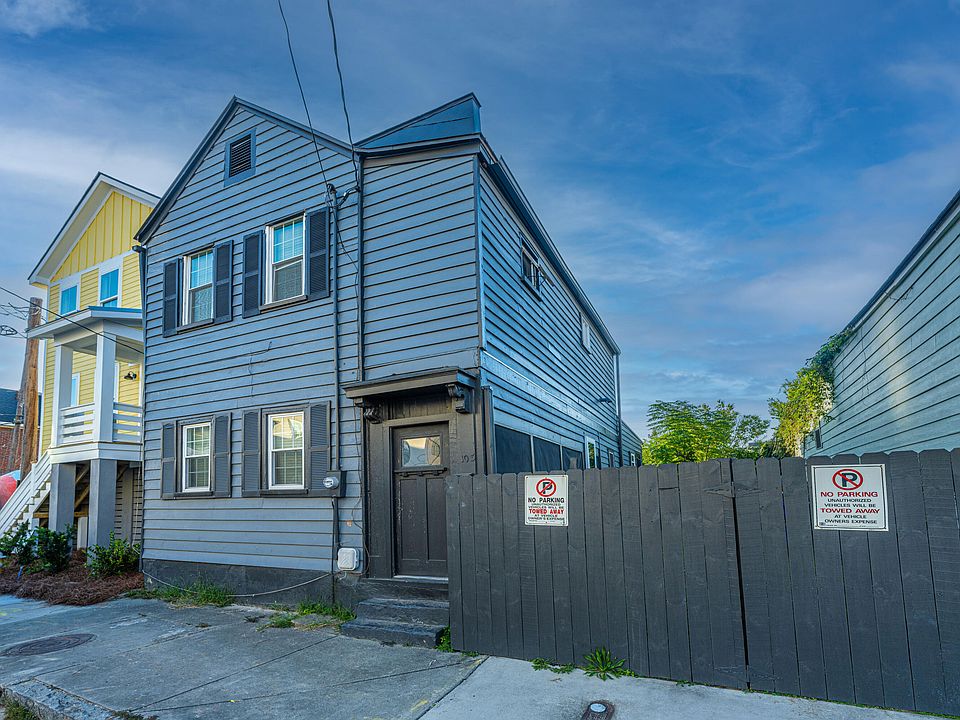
0, 473, 16, 506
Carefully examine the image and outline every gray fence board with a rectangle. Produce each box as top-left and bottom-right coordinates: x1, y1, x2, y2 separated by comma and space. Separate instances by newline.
446, 451, 960, 717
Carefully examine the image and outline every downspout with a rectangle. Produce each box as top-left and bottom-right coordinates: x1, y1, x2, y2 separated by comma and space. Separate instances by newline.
615, 354, 624, 466
329, 184, 344, 577
133, 243, 147, 569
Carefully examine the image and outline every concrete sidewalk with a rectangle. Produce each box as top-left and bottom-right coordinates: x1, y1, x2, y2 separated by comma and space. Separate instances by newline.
0, 595, 934, 720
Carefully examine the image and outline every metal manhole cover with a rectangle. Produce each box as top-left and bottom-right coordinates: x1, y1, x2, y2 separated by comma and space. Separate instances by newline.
2, 633, 95, 656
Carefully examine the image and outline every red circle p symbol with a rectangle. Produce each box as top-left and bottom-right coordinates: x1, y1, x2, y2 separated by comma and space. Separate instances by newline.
536, 478, 557, 497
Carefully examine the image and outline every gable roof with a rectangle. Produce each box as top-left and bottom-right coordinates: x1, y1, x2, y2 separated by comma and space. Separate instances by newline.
30, 173, 159, 285
358, 94, 481, 150
0, 389, 17, 425
136, 97, 353, 245
844, 185, 960, 333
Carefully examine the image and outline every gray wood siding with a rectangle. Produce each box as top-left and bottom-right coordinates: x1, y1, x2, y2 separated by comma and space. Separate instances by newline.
477, 167, 622, 462
142, 106, 362, 572
810, 218, 960, 455
361, 153, 480, 379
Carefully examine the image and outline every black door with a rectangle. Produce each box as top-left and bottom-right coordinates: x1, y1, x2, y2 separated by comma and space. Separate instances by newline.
393, 423, 448, 578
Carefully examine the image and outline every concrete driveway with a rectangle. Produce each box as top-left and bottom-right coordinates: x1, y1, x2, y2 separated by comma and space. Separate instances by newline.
0, 595, 933, 720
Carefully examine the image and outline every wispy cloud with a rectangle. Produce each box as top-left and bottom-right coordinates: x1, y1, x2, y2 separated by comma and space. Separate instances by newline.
0, 0, 88, 37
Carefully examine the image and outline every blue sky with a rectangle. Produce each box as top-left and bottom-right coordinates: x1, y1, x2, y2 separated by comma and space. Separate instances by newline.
1, 0, 959, 435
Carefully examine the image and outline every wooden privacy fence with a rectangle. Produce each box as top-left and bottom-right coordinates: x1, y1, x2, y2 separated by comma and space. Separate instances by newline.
445, 450, 960, 716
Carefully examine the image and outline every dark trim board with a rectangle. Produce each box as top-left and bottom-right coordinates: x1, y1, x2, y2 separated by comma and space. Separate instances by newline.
142, 558, 335, 607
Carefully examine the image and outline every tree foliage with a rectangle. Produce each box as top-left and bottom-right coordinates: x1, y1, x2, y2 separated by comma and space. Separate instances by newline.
642, 400, 770, 465
769, 330, 851, 456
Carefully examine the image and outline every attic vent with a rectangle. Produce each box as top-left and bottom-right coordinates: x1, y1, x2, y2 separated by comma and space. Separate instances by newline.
228, 134, 253, 178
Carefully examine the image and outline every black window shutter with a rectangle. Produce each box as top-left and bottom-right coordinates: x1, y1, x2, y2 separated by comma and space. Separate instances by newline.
161, 422, 176, 498
307, 403, 331, 494
306, 209, 330, 300
213, 241, 232, 324
241, 410, 261, 496
162, 260, 180, 337
213, 414, 231, 497
242, 231, 263, 318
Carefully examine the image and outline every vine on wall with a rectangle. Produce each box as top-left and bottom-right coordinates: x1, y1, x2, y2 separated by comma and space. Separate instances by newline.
769, 330, 853, 456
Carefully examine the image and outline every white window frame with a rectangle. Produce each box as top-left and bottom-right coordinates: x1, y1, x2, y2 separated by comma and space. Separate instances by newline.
181, 421, 212, 493
265, 216, 306, 304
581, 314, 592, 353
69, 373, 80, 407
520, 241, 542, 294
182, 248, 215, 324
98, 260, 122, 308
267, 411, 305, 489
628, 451, 637, 467
59, 282, 79, 315
585, 436, 598, 469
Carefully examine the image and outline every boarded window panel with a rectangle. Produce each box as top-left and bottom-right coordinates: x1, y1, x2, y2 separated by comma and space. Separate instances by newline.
533, 437, 561, 472
495, 425, 532, 474
562, 447, 584, 471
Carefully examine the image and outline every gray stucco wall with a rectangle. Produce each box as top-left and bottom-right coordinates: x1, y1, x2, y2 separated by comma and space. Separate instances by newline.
808, 208, 960, 455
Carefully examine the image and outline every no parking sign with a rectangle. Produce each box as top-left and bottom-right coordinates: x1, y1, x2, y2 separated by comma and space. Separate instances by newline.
524, 474, 568, 526
812, 464, 888, 531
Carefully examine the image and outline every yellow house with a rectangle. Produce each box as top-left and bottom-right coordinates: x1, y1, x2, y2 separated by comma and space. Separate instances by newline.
0, 174, 158, 545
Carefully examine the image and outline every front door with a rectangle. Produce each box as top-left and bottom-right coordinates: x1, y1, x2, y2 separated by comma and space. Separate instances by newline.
393, 423, 448, 578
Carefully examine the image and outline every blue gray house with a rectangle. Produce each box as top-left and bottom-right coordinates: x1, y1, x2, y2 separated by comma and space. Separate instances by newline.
135, 94, 640, 622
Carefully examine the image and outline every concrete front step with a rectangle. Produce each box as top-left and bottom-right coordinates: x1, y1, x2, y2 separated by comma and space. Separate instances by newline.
340, 618, 446, 647
356, 597, 450, 626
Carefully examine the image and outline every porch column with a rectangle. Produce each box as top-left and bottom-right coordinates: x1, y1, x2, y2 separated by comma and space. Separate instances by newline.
50, 344, 74, 446
48, 462, 77, 533
92, 332, 117, 442
88, 458, 118, 547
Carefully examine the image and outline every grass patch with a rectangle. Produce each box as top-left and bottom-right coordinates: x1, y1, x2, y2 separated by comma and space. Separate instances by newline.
532, 657, 575, 674
296, 600, 355, 622
437, 626, 453, 652
127, 579, 232, 607
3, 697, 40, 720
258, 613, 296, 631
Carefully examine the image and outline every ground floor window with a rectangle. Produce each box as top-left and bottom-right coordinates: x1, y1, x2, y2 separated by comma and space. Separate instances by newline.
268, 411, 304, 488
585, 437, 598, 468
182, 422, 211, 492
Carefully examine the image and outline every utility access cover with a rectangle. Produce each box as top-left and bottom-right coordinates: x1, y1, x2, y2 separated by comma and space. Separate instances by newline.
2, 633, 95, 656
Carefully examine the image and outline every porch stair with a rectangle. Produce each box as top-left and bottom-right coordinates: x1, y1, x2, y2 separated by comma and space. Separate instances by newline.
0, 452, 52, 535
340, 598, 449, 647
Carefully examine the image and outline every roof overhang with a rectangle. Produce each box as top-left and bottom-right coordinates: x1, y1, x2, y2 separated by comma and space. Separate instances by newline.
343, 367, 477, 401
28, 307, 143, 362
30, 173, 158, 286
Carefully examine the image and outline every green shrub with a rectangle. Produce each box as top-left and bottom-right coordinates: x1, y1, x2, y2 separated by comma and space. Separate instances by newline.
0, 523, 36, 567
583, 647, 630, 680
87, 531, 141, 577
34, 526, 72, 572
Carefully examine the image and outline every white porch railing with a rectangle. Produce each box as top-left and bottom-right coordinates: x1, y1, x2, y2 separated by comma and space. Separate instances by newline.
55, 402, 142, 445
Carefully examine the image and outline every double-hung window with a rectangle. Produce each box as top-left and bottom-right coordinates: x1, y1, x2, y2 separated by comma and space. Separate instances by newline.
581, 314, 592, 352
181, 422, 211, 492
266, 217, 305, 304
268, 411, 304, 489
59, 284, 79, 314
184, 249, 214, 323
99, 268, 120, 307
521, 242, 542, 294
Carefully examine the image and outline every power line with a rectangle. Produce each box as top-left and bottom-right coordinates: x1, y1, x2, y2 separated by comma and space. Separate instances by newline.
277, 0, 330, 190
0, 285, 143, 356
325, 0, 361, 190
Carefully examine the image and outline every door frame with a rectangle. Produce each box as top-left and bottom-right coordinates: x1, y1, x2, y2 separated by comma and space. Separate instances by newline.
391, 421, 450, 578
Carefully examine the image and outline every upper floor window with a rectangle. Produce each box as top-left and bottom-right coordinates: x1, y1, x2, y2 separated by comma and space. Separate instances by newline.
266, 217, 305, 304
581, 314, 592, 353
268, 411, 305, 489
183, 249, 214, 324
59, 283, 79, 315
224, 131, 256, 184
99, 268, 119, 307
181, 422, 211, 493
521, 241, 542, 294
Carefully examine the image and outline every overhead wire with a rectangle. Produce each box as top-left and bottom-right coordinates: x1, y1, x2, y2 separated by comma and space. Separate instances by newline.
325, 0, 361, 190
0, 285, 143, 355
